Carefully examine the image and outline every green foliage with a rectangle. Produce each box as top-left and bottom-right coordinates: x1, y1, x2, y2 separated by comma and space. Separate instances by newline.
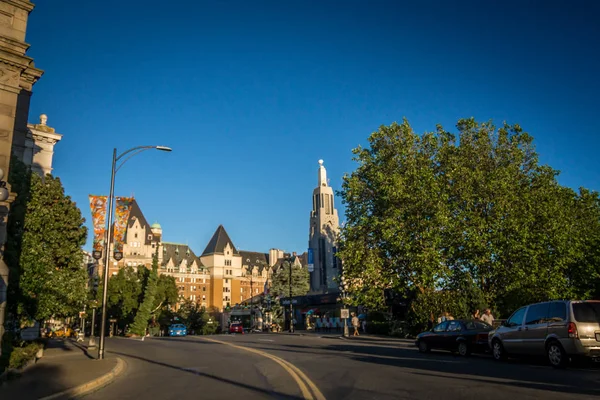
5, 156, 32, 322
268, 261, 309, 325
129, 254, 159, 336
339, 118, 600, 326
7, 342, 41, 370
200, 313, 218, 335
6, 161, 88, 324
99, 262, 178, 332
270, 261, 310, 298
176, 299, 204, 333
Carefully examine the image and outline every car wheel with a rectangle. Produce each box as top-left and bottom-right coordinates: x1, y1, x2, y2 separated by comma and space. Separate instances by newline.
492, 339, 507, 361
547, 341, 569, 369
458, 341, 471, 357
418, 339, 430, 353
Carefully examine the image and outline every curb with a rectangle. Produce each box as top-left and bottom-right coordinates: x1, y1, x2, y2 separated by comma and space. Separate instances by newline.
38, 357, 126, 400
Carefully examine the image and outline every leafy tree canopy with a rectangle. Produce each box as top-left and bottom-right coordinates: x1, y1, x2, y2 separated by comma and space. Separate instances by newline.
339, 118, 600, 329
8, 166, 88, 324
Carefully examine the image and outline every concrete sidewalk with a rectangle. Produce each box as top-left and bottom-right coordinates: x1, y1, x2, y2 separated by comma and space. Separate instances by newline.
0, 338, 122, 400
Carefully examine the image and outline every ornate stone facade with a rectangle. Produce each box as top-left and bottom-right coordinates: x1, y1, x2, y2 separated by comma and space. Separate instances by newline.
308, 160, 340, 293
0, 0, 42, 355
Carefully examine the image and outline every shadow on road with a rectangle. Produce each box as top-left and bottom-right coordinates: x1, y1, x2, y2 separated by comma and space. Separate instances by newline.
108, 349, 304, 400
266, 341, 600, 397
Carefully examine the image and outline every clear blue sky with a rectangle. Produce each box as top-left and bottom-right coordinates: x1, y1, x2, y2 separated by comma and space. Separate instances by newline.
25, 0, 600, 255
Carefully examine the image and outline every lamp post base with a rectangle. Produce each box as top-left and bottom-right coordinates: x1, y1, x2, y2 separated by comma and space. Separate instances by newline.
88, 336, 96, 348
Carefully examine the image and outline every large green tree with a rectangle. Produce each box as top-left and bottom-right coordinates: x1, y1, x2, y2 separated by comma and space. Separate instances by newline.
99, 263, 178, 333
7, 165, 88, 324
269, 261, 309, 324
129, 254, 159, 336
339, 118, 600, 328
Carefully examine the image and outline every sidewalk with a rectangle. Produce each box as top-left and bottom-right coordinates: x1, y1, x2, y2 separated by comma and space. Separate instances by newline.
0, 338, 122, 400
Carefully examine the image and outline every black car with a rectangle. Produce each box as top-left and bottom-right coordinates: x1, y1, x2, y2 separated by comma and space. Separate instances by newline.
416, 319, 492, 356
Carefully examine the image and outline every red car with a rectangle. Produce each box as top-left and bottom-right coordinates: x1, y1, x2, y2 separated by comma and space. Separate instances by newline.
229, 323, 244, 334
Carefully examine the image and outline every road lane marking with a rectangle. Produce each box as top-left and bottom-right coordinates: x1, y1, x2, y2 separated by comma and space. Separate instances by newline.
258, 339, 275, 342
200, 337, 325, 400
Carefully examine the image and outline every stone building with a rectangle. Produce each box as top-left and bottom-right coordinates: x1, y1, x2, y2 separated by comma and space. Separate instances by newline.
0, 0, 43, 354
308, 160, 340, 293
161, 242, 210, 309
96, 199, 306, 312
16, 113, 62, 176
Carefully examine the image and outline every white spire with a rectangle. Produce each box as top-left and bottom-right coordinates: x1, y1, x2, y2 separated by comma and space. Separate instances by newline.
318, 159, 327, 187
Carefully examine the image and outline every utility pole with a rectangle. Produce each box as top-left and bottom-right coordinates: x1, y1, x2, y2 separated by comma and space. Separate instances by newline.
289, 261, 293, 333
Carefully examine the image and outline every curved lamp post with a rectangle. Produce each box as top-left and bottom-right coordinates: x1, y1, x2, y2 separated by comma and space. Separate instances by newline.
98, 145, 171, 360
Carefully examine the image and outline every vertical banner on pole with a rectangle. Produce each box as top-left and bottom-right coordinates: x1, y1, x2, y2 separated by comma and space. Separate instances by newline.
88, 195, 108, 255
307, 248, 314, 272
113, 197, 134, 255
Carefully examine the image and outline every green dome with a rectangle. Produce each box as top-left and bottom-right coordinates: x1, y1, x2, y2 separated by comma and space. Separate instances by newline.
151, 222, 162, 229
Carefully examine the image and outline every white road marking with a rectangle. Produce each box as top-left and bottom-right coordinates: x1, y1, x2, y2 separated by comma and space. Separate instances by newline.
258, 339, 275, 342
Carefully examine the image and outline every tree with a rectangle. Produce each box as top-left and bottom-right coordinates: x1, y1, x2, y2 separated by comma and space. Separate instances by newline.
8, 167, 88, 324
269, 261, 309, 324
270, 261, 310, 299
4, 156, 32, 326
177, 299, 204, 333
339, 118, 600, 329
129, 254, 159, 336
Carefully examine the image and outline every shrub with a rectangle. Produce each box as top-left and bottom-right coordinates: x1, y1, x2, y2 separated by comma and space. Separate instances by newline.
367, 321, 390, 335
8, 342, 41, 370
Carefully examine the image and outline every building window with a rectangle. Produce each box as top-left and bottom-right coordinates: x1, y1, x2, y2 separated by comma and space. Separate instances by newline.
225, 279, 228, 284
225, 260, 232, 266
135, 233, 138, 238
202, 295, 206, 300
203, 286, 206, 291
148, 234, 153, 240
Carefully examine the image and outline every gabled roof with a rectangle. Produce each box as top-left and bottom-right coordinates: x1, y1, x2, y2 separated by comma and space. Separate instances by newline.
202, 225, 239, 256
240, 251, 269, 273
127, 199, 154, 245
162, 242, 204, 272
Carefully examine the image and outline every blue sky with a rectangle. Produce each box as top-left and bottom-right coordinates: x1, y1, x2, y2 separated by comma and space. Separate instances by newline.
25, 0, 600, 255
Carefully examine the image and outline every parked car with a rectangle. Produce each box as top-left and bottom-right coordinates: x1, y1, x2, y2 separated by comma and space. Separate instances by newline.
168, 324, 187, 337
416, 320, 492, 356
489, 300, 600, 368
229, 323, 244, 334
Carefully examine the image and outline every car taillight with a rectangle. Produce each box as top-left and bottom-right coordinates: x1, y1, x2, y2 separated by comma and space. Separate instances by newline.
567, 322, 578, 338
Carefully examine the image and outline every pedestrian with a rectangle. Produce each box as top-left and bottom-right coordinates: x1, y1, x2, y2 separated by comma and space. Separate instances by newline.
472, 310, 481, 320
351, 312, 360, 336
361, 318, 367, 333
481, 309, 495, 326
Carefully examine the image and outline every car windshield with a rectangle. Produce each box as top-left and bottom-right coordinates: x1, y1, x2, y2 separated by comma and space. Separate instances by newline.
464, 321, 492, 330
171, 324, 185, 329
573, 302, 600, 323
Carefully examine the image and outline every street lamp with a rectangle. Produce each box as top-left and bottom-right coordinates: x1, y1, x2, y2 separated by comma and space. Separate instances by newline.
98, 145, 171, 360
288, 260, 294, 333
339, 275, 350, 337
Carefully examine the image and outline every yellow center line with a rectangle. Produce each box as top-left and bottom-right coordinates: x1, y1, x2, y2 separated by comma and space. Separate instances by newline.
200, 337, 326, 400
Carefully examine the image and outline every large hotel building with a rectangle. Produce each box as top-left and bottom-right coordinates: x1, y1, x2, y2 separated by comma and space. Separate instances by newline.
96, 160, 339, 311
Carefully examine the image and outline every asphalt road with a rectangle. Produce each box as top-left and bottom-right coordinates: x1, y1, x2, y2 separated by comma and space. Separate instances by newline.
85, 334, 600, 400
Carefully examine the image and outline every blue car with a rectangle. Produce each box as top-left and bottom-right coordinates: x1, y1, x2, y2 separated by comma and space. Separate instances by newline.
168, 324, 187, 337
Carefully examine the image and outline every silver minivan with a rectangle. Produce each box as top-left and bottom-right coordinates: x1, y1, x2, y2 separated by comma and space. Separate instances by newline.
488, 300, 600, 368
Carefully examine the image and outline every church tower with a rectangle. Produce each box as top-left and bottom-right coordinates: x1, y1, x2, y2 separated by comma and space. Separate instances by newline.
308, 160, 340, 293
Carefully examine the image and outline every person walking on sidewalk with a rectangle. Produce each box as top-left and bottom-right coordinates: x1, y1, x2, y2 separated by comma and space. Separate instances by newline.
351, 313, 360, 336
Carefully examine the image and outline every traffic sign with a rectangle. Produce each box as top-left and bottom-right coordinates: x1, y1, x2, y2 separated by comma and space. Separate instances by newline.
341, 309, 349, 319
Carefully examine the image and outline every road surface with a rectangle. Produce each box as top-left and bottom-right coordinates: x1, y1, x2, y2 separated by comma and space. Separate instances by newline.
84, 334, 600, 400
